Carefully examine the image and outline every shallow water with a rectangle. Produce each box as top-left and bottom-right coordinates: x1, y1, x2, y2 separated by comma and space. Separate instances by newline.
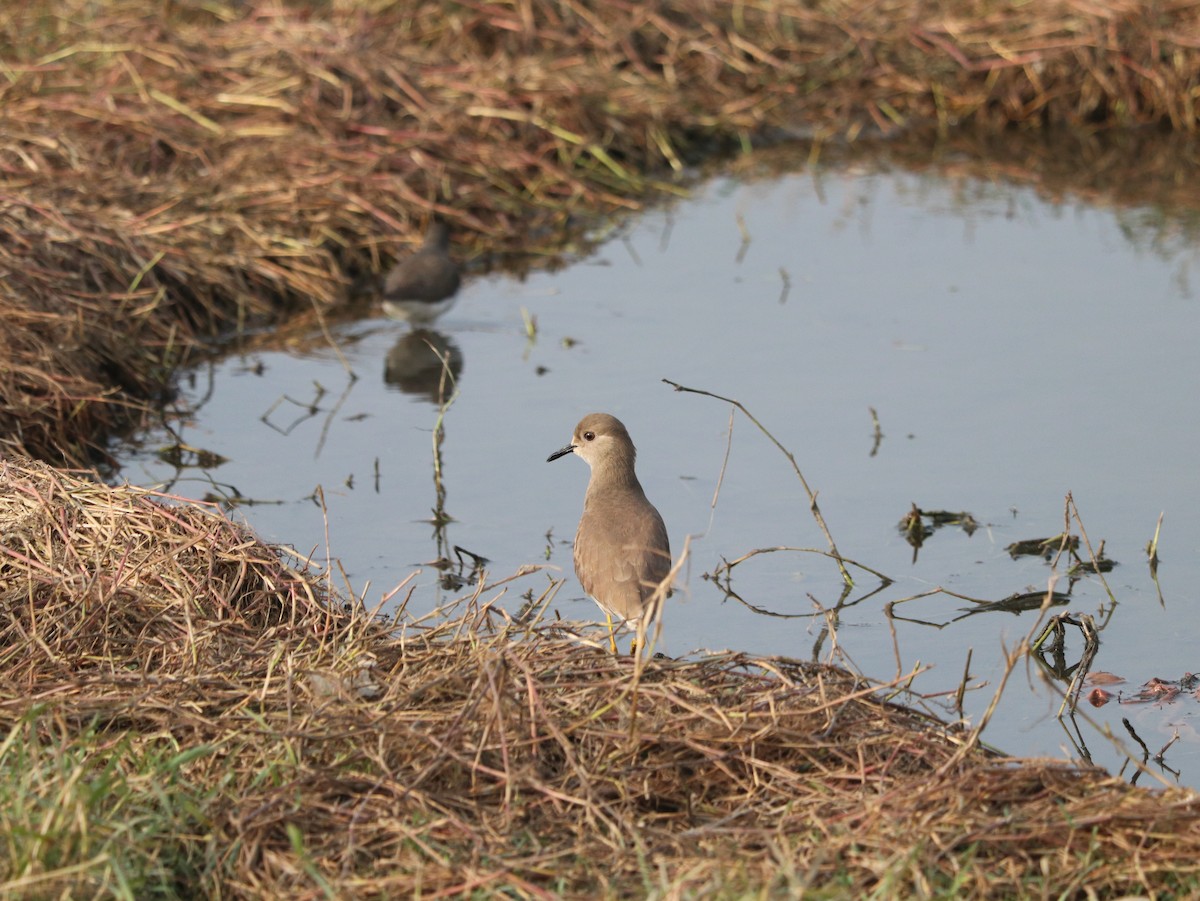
117, 146, 1200, 788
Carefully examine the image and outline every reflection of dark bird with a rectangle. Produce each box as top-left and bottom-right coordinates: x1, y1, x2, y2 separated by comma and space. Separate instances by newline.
383, 329, 463, 403
382, 219, 461, 324
547, 413, 671, 654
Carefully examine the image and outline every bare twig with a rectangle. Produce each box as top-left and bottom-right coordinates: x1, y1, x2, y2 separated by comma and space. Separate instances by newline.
663, 379, 853, 586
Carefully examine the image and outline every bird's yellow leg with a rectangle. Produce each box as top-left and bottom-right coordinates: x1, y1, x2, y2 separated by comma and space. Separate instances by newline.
606, 612, 618, 655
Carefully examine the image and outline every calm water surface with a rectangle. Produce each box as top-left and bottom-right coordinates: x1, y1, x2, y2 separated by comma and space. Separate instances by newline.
117, 150, 1200, 788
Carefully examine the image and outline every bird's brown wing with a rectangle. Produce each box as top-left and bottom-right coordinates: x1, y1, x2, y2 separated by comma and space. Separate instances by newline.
383, 253, 461, 302
574, 502, 670, 623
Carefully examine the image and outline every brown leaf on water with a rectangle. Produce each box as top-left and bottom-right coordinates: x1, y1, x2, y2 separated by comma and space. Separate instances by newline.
1087, 672, 1125, 685
1123, 677, 1181, 705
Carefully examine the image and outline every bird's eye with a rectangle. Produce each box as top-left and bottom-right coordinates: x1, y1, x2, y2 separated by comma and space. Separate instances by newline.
583, 431, 595, 441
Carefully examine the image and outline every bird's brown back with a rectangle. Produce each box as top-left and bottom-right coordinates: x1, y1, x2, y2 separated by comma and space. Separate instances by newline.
383, 250, 460, 303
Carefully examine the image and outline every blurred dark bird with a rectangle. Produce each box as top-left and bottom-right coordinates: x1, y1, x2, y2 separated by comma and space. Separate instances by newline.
381, 219, 461, 324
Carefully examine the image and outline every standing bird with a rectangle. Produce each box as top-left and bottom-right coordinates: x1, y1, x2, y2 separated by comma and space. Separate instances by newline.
381, 219, 461, 324
547, 413, 671, 653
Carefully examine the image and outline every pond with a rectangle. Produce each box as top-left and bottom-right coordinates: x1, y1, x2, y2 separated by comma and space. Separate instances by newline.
116, 141, 1200, 789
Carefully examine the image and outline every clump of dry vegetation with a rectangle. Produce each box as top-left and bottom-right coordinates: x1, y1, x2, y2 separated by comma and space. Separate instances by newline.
1, 457, 1199, 897
4, 0, 1200, 465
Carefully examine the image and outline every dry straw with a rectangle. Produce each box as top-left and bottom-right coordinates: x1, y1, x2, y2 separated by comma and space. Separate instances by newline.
2, 457, 1199, 896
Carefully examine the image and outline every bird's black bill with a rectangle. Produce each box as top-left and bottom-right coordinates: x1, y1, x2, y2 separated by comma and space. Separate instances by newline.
546, 444, 576, 462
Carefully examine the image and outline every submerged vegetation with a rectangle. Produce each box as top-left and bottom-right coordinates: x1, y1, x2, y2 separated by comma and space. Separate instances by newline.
4, 0, 1200, 895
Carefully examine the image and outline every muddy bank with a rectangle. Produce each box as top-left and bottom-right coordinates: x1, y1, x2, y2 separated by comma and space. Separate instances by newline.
3, 0, 1200, 466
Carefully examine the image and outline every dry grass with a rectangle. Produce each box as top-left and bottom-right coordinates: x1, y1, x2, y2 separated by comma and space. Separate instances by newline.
3, 0, 1200, 465
1, 457, 1199, 898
